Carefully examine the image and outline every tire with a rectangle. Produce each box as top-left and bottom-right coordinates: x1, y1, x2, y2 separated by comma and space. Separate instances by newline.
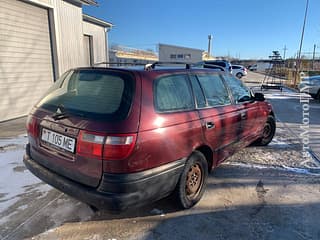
254, 115, 276, 146
236, 72, 243, 78
174, 151, 208, 209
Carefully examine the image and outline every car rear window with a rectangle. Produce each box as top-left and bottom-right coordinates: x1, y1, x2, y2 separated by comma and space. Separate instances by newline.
37, 69, 134, 121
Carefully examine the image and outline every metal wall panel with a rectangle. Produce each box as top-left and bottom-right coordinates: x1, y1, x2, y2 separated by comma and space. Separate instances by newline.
0, 0, 54, 121
83, 21, 107, 65
51, 0, 85, 74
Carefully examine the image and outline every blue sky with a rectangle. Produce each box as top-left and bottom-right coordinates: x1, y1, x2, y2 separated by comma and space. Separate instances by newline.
83, 0, 320, 59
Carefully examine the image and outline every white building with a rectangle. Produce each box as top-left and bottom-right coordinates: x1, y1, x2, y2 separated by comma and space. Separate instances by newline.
158, 43, 204, 63
0, 0, 112, 121
109, 45, 158, 66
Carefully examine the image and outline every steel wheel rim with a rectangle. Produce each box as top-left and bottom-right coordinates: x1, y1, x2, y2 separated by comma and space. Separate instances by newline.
263, 123, 272, 139
185, 163, 202, 199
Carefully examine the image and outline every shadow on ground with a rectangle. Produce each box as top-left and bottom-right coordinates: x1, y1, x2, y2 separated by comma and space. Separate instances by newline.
28, 165, 320, 240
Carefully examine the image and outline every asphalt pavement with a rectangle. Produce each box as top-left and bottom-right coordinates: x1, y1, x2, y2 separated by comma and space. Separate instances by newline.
245, 71, 320, 161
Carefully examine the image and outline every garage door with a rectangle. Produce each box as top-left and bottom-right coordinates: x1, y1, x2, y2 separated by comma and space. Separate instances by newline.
0, 0, 54, 121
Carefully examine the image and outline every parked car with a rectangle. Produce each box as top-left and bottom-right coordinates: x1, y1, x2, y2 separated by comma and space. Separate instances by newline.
204, 60, 232, 73
24, 64, 275, 211
232, 65, 247, 78
298, 75, 320, 100
248, 64, 257, 71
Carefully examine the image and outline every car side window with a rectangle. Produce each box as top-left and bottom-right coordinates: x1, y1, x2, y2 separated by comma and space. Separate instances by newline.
154, 74, 194, 112
197, 74, 231, 107
189, 75, 207, 108
223, 75, 252, 103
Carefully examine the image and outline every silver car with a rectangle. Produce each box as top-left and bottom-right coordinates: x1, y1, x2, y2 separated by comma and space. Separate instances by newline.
232, 65, 248, 79
298, 75, 320, 100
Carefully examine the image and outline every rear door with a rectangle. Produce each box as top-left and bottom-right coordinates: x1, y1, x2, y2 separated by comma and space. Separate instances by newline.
191, 73, 241, 164
29, 69, 139, 187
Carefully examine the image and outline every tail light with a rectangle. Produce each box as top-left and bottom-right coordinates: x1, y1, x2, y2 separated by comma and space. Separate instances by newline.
77, 131, 105, 158
26, 115, 39, 138
103, 134, 136, 160
77, 130, 136, 160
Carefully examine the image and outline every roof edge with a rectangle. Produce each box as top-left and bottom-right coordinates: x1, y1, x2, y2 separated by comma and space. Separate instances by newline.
159, 43, 204, 52
63, 0, 97, 6
83, 14, 113, 28
80, 0, 98, 5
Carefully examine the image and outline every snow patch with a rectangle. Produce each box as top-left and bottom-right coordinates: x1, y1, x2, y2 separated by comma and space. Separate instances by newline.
226, 162, 320, 176
0, 134, 28, 148
0, 135, 51, 214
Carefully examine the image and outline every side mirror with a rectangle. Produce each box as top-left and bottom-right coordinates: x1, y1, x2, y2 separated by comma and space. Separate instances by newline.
254, 92, 265, 101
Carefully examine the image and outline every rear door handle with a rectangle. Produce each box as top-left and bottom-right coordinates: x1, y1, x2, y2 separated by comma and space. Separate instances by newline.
241, 112, 247, 120
206, 121, 215, 129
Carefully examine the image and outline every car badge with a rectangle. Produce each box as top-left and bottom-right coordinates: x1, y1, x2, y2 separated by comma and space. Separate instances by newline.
56, 107, 62, 114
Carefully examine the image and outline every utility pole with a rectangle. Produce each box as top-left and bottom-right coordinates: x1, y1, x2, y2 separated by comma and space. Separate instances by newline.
282, 45, 288, 60
294, 0, 309, 86
312, 44, 316, 70
208, 35, 213, 59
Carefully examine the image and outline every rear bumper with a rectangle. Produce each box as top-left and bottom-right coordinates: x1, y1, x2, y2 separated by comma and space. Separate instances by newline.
23, 144, 185, 211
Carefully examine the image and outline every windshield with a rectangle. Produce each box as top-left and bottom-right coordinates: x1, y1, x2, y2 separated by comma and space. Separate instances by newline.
37, 69, 135, 121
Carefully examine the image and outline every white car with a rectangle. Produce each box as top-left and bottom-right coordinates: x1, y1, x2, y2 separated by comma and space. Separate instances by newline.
232, 65, 247, 78
298, 75, 320, 100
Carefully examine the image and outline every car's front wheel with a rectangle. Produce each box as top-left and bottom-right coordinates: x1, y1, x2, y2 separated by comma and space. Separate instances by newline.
174, 151, 208, 209
254, 115, 276, 146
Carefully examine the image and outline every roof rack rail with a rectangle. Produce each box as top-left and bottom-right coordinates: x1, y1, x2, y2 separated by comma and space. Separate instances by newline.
144, 61, 191, 70
92, 61, 225, 72
93, 62, 148, 67
193, 61, 226, 71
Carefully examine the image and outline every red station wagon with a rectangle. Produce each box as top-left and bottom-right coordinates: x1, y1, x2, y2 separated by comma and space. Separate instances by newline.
24, 63, 275, 211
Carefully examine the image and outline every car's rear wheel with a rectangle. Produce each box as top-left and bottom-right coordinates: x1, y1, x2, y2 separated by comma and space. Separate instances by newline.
236, 72, 243, 78
174, 151, 208, 209
254, 115, 276, 146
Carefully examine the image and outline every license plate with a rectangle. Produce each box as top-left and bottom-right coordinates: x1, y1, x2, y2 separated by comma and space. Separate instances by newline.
41, 128, 76, 153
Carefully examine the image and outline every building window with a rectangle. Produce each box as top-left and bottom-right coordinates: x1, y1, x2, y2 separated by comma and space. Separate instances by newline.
170, 54, 176, 59
177, 54, 183, 59
184, 54, 191, 59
